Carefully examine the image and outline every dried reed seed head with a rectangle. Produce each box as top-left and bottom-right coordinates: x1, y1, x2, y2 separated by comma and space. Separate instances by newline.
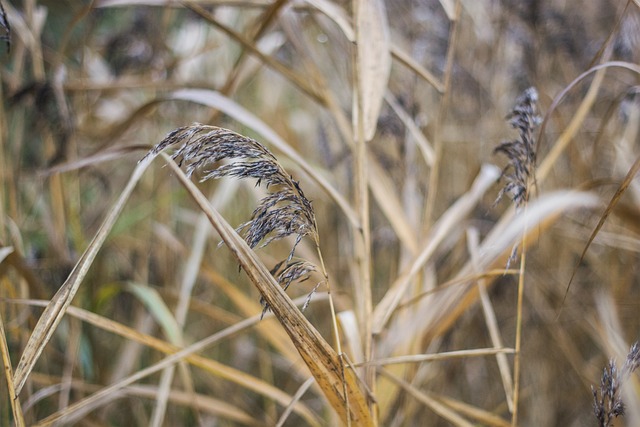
145, 123, 317, 244
146, 123, 322, 315
146, 125, 274, 178
592, 342, 640, 427
494, 87, 541, 208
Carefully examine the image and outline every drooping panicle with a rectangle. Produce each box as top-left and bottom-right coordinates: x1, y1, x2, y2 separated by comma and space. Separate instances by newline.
144, 123, 321, 315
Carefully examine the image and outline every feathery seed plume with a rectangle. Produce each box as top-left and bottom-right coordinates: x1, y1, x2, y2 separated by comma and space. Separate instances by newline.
144, 124, 321, 318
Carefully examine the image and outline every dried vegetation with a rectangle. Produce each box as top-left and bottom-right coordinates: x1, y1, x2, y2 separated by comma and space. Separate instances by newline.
1, 0, 640, 426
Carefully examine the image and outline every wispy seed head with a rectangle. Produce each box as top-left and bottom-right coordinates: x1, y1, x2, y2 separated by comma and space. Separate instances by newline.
145, 123, 321, 316
494, 87, 542, 209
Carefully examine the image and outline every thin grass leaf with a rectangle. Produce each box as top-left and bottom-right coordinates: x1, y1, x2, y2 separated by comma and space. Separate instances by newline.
126, 282, 183, 345
467, 228, 514, 412
537, 61, 640, 183
560, 154, 640, 309
361, 347, 515, 367
12, 155, 155, 396
275, 377, 316, 427
127, 385, 262, 426
429, 394, 511, 427
380, 369, 475, 427
384, 92, 435, 167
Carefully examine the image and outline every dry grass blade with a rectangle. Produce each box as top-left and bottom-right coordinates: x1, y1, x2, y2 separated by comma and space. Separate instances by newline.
379, 368, 475, 427
388, 46, 444, 93
368, 157, 418, 255
12, 155, 155, 395
41, 145, 149, 176
127, 385, 262, 426
372, 164, 500, 334
360, 347, 515, 368
10, 298, 321, 426
168, 88, 359, 228
305, 0, 443, 92
354, 0, 391, 141
537, 61, 640, 183
385, 92, 435, 167
467, 228, 513, 412
539, 62, 640, 314
407, 191, 601, 365
560, 155, 640, 310
182, 2, 325, 103
428, 394, 511, 427
275, 377, 316, 427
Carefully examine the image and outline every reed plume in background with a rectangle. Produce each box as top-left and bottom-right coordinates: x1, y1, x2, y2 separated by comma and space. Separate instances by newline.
494, 87, 541, 210
494, 87, 541, 270
592, 342, 640, 427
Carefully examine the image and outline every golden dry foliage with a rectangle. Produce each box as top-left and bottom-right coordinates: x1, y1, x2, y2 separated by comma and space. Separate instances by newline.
1, 0, 640, 426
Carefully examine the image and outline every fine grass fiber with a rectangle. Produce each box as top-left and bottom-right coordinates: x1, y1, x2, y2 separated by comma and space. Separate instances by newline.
1, 1, 640, 426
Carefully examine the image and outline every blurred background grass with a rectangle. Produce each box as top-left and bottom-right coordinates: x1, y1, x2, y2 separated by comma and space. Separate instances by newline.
1, 0, 640, 425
